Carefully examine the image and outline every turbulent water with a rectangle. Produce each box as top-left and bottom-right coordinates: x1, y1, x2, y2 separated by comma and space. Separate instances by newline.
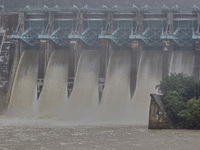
169, 50, 195, 75
1, 49, 199, 149
38, 50, 68, 114
67, 50, 100, 119
0, 119, 200, 150
131, 51, 163, 124
8, 50, 39, 114
100, 50, 131, 120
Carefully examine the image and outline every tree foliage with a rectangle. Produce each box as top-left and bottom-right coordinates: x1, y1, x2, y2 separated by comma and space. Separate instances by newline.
163, 91, 186, 125
178, 98, 200, 129
156, 73, 200, 100
156, 73, 200, 129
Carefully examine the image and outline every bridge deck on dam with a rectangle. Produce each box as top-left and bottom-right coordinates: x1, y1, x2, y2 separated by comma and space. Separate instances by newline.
5, 6, 200, 49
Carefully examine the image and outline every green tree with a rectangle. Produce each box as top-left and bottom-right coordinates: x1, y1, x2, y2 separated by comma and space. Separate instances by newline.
156, 73, 200, 101
156, 73, 200, 128
163, 91, 186, 126
178, 98, 200, 129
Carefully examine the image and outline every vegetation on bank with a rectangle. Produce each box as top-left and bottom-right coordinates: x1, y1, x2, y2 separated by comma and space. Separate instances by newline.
156, 73, 200, 129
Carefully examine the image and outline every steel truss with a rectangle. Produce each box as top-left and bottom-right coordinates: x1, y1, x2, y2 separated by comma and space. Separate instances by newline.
141, 27, 162, 46
110, 28, 132, 47
130, 20, 163, 47
80, 28, 102, 46
69, 19, 105, 47
50, 20, 75, 46
162, 20, 195, 47
173, 27, 193, 46
100, 19, 133, 47
21, 20, 46, 46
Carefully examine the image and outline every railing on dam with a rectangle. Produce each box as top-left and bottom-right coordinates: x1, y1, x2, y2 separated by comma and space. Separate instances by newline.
10, 6, 200, 48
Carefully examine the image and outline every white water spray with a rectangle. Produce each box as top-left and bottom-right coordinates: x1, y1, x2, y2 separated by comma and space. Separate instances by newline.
100, 50, 131, 121
38, 50, 68, 115
8, 50, 39, 115
66, 50, 100, 120
169, 50, 195, 75
131, 50, 163, 124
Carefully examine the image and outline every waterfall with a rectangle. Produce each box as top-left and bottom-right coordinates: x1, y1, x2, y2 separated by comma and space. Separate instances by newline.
100, 50, 131, 121
67, 50, 100, 119
169, 50, 195, 75
131, 50, 163, 124
38, 50, 68, 115
8, 50, 39, 115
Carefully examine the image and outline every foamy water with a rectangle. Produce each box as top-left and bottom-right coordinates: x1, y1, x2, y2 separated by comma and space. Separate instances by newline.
100, 50, 131, 121
169, 50, 195, 75
38, 50, 68, 114
131, 50, 163, 124
66, 50, 100, 120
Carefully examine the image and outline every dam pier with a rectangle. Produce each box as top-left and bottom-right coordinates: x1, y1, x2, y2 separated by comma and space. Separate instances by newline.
0, 6, 200, 123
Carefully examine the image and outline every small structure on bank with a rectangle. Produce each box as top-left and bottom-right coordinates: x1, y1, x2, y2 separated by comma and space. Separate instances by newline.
148, 94, 173, 129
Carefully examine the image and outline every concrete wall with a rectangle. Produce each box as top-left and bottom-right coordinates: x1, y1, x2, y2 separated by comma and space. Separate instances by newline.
148, 94, 173, 129
193, 40, 200, 79
0, 13, 17, 111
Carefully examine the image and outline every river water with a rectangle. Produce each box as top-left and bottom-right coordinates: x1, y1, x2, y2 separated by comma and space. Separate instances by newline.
0, 117, 200, 150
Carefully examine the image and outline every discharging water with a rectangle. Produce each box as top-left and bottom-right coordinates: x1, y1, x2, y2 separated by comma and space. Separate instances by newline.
66, 50, 100, 120
100, 50, 131, 121
169, 50, 195, 75
8, 50, 39, 115
38, 50, 68, 115
131, 51, 163, 124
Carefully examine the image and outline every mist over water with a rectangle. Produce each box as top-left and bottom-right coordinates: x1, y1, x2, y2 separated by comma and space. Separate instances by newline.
8, 50, 39, 116
131, 51, 163, 124
169, 50, 195, 75
66, 50, 100, 120
38, 50, 68, 115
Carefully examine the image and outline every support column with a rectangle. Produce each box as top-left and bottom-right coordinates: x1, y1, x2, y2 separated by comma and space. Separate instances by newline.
193, 40, 200, 79
38, 40, 46, 79
130, 40, 141, 98
100, 40, 107, 79
37, 40, 46, 97
74, 12, 84, 74
99, 39, 108, 100
161, 11, 174, 79
162, 40, 172, 79
68, 41, 76, 96
17, 12, 26, 56
5, 40, 20, 107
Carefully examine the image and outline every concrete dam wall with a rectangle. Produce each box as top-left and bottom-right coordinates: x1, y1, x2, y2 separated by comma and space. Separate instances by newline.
0, 7, 200, 124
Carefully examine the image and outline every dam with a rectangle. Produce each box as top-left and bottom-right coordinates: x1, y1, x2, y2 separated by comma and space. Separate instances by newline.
0, 6, 200, 124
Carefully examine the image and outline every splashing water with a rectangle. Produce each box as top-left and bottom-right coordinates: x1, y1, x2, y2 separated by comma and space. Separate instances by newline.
8, 50, 39, 116
38, 50, 69, 116
131, 50, 163, 125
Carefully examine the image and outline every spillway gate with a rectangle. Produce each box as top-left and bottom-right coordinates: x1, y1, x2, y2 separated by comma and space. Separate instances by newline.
1, 6, 200, 108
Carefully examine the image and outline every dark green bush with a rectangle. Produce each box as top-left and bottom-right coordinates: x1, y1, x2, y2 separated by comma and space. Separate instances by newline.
156, 73, 200, 129
178, 98, 200, 129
